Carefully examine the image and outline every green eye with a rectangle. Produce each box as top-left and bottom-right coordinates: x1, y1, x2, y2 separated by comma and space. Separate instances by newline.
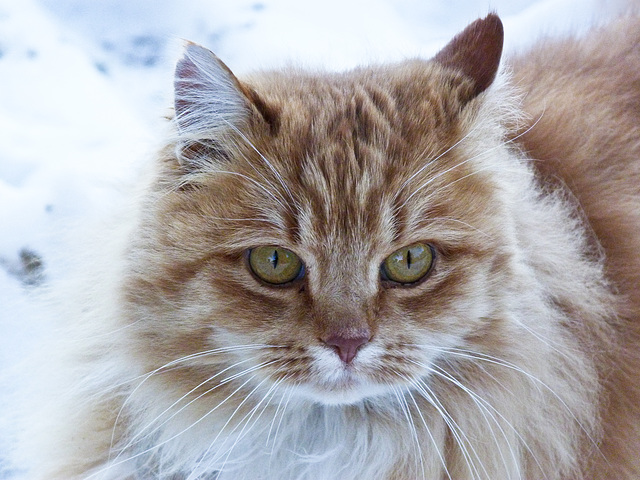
248, 246, 304, 285
381, 243, 434, 285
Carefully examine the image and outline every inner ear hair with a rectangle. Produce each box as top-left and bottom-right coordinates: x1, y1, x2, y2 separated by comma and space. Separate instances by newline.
172, 42, 279, 169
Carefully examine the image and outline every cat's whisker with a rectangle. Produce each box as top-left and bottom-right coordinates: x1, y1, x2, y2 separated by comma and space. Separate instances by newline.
400, 108, 546, 212
400, 151, 505, 212
265, 376, 293, 448
185, 372, 279, 480
426, 362, 530, 480
107, 344, 283, 461
104, 354, 283, 476
389, 384, 426, 479
399, 122, 482, 194
424, 345, 605, 460
96, 372, 262, 479
211, 371, 293, 476
268, 380, 297, 457
196, 213, 287, 226
226, 121, 299, 209
397, 370, 484, 480
441, 361, 552, 480
110, 356, 258, 460
448, 161, 534, 185
401, 386, 454, 480
420, 216, 494, 239
514, 318, 585, 358
107, 346, 283, 420
210, 169, 290, 212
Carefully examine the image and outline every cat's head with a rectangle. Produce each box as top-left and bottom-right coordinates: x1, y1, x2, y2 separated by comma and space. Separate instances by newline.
124, 15, 517, 406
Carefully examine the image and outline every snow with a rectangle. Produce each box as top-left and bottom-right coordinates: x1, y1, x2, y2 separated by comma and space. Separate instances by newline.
0, 0, 622, 476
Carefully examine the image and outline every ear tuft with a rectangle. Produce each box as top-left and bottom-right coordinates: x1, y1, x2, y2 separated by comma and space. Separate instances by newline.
434, 13, 504, 98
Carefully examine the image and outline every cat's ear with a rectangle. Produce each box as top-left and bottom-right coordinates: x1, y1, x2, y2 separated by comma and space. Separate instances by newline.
434, 13, 503, 99
173, 42, 277, 167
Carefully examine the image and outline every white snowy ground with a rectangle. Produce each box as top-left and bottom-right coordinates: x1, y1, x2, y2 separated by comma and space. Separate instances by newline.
0, 0, 627, 476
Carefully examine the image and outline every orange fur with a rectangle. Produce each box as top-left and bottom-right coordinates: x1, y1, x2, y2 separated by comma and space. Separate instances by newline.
512, 16, 640, 478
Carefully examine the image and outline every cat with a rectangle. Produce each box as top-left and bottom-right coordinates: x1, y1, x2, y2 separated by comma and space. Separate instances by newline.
9, 11, 640, 480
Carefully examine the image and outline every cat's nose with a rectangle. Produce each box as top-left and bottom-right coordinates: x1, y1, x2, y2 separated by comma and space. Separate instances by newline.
322, 330, 371, 364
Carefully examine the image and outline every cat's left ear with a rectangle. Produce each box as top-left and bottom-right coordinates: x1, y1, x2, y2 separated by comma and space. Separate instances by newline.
173, 42, 277, 167
434, 13, 504, 99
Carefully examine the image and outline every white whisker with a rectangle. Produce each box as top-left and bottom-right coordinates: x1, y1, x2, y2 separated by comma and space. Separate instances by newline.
108, 344, 283, 461
399, 123, 482, 194
427, 362, 526, 480
226, 122, 298, 209
211, 169, 289, 212
389, 384, 426, 479
397, 370, 484, 480
112, 357, 257, 459
186, 373, 277, 479
99, 355, 282, 478
268, 380, 297, 457
399, 109, 545, 211
212, 372, 291, 476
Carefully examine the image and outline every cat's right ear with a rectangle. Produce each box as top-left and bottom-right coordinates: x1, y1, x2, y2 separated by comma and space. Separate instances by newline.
434, 13, 504, 100
173, 43, 253, 168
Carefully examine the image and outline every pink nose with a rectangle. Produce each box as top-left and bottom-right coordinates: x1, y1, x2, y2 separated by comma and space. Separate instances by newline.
323, 332, 371, 364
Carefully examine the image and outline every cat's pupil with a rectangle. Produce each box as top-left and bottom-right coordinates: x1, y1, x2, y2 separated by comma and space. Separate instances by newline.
268, 250, 278, 270
407, 250, 412, 269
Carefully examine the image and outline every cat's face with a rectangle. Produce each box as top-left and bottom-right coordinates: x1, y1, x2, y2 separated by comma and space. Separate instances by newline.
124, 18, 511, 407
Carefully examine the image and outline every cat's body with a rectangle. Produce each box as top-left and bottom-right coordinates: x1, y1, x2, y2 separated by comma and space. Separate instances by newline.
9, 13, 640, 480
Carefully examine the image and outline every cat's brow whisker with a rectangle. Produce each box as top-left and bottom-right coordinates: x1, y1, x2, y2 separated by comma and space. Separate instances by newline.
399, 122, 482, 194
195, 213, 287, 226
400, 147, 508, 211
399, 109, 546, 211
225, 121, 298, 208
421, 216, 493, 239
211, 169, 290, 212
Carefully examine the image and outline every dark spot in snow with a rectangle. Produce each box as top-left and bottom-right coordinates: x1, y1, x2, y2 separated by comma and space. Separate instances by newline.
0, 248, 46, 287
95, 62, 109, 75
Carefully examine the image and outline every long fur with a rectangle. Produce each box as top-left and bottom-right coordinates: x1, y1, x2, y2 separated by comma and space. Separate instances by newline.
6, 13, 640, 480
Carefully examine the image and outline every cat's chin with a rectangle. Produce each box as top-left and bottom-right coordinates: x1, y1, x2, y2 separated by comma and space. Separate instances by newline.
293, 373, 393, 406
296, 382, 392, 406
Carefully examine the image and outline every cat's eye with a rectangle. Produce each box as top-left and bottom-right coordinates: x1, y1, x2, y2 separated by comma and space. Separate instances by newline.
381, 243, 434, 285
248, 246, 304, 285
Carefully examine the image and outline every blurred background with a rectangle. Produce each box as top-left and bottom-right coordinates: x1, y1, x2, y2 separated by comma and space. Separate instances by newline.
0, 0, 625, 476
